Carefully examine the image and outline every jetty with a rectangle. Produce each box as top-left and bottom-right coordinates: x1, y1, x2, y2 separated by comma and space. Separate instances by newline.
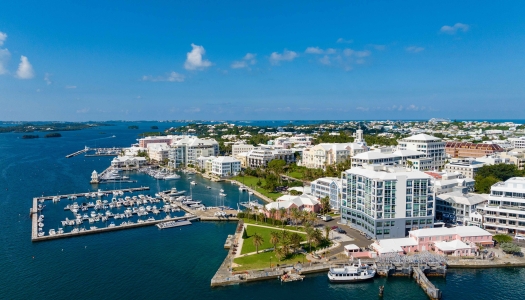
66, 147, 123, 158
65, 146, 89, 158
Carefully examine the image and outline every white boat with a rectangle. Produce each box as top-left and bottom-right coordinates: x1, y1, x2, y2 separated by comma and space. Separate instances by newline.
156, 220, 192, 229
206, 186, 211, 189
190, 181, 197, 185
220, 189, 224, 193
239, 186, 248, 192
164, 174, 181, 180
219, 193, 227, 197
49, 229, 56, 236
327, 260, 376, 283
108, 222, 116, 228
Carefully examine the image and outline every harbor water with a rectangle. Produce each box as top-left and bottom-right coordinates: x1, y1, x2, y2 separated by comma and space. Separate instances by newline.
0, 121, 524, 299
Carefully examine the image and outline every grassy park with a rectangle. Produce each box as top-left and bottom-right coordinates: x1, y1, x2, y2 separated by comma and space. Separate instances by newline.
241, 225, 305, 254
232, 175, 283, 200
233, 251, 306, 271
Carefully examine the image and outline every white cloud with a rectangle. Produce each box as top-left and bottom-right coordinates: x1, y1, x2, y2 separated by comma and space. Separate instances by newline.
142, 71, 185, 82
406, 104, 419, 111
184, 43, 212, 70
343, 49, 370, 57
65, 85, 77, 89
16, 55, 34, 79
405, 46, 425, 53
269, 50, 298, 65
0, 48, 10, 75
319, 55, 331, 65
305, 47, 324, 54
231, 53, 257, 69
44, 73, 52, 85
337, 38, 353, 44
440, 23, 470, 34
305, 47, 336, 55
0, 32, 7, 46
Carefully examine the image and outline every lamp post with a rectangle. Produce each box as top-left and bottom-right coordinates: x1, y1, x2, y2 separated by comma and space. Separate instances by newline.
270, 256, 272, 269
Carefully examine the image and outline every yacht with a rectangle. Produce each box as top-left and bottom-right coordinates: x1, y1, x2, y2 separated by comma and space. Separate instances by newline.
239, 186, 248, 192
206, 186, 211, 189
49, 229, 56, 236
327, 260, 376, 283
190, 181, 197, 185
164, 174, 181, 180
219, 193, 227, 197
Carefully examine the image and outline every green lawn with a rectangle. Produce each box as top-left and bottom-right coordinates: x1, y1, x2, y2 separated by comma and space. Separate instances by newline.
242, 218, 307, 232
232, 175, 283, 201
241, 225, 305, 254
233, 251, 306, 271
287, 171, 304, 180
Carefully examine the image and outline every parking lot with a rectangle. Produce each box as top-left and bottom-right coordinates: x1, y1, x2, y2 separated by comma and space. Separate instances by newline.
315, 215, 373, 248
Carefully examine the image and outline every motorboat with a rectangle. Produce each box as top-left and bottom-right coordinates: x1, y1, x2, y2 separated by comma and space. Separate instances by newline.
164, 174, 181, 180
219, 193, 227, 197
327, 260, 376, 283
49, 229, 56, 236
239, 186, 248, 192
190, 181, 197, 185
206, 186, 211, 189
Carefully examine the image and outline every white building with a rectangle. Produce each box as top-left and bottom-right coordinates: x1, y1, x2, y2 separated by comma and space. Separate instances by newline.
425, 171, 475, 194
482, 177, 525, 235
246, 147, 295, 168
310, 177, 342, 210
147, 143, 170, 162
351, 149, 432, 171
341, 164, 435, 239
444, 158, 486, 179
397, 134, 446, 170
196, 156, 216, 172
211, 156, 241, 177
110, 156, 147, 169
435, 191, 488, 226
232, 143, 255, 156
508, 137, 525, 149
168, 136, 219, 167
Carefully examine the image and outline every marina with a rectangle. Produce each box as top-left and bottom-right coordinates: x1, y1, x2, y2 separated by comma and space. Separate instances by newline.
65, 146, 122, 158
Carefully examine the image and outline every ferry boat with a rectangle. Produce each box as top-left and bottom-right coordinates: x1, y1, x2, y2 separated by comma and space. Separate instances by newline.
156, 220, 192, 229
327, 260, 376, 283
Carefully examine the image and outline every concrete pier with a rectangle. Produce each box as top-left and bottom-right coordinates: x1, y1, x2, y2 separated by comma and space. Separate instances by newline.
413, 268, 442, 300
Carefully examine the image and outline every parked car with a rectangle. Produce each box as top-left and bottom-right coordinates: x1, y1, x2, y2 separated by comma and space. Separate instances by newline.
515, 235, 525, 241
321, 215, 332, 222
337, 228, 346, 234
312, 253, 321, 259
331, 226, 339, 230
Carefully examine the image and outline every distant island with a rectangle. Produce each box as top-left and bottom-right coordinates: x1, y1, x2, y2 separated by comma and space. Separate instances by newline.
22, 135, 39, 139
45, 133, 62, 138
0, 122, 111, 134
128, 125, 139, 129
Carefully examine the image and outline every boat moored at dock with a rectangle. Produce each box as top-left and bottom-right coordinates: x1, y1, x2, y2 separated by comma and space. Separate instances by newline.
328, 260, 376, 283
156, 220, 192, 229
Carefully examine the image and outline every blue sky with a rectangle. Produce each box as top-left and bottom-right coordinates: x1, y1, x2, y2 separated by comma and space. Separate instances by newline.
1, 1, 524, 121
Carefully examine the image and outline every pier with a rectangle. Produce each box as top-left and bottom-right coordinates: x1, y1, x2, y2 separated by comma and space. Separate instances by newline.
65, 147, 89, 158
66, 147, 123, 159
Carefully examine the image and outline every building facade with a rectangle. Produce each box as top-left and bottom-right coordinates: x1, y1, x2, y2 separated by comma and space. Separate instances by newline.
232, 143, 255, 156
398, 134, 446, 170
435, 191, 487, 226
211, 156, 241, 177
341, 165, 435, 239
445, 141, 505, 158
310, 177, 342, 210
482, 177, 525, 235
246, 147, 294, 168
444, 159, 486, 179
168, 137, 219, 167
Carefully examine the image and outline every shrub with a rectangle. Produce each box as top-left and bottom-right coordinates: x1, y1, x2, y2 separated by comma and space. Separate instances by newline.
493, 234, 513, 244
500, 243, 522, 254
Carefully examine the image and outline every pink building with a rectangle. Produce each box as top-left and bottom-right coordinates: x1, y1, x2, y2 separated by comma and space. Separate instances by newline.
139, 136, 173, 148
264, 194, 320, 219
372, 226, 494, 257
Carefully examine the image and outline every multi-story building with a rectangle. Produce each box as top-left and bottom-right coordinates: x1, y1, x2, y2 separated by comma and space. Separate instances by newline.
445, 141, 504, 158
425, 171, 475, 194
110, 156, 147, 169
482, 177, 525, 235
270, 135, 313, 149
398, 134, 446, 170
138, 136, 174, 148
211, 156, 241, 177
147, 143, 170, 162
508, 137, 525, 149
500, 149, 525, 170
246, 147, 294, 168
435, 191, 487, 226
351, 149, 433, 171
444, 159, 486, 179
310, 177, 342, 210
232, 143, 255, 156
341, 165, 435, 239
168, 137, 219, 167
302, 128, 368, 169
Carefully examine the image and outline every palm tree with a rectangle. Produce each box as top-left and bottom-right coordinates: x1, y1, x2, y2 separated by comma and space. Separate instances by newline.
279, 208, 287, 228
270, 231, 280, 251
252, 233, 264, 254
290, 207, 300, 229
313, 228, 323, 247
270, 208, 277, 225
305, 227, 315, 252
308, 211, 317, 227
320, 196, 331, 215
324, 225, 331, 241
289, 232, 303, 253
280, 230, 290, 255
259, 212, 266, 224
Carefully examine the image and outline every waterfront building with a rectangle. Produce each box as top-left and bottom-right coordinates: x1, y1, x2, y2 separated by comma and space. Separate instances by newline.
211, 156, 241, 177
341, 165, 435, 239
147, 143, 170, 162
138, 136, 174, 148
310, 177, 342, 210
425, 171, 475, 194
398, 134, 446, 169
445, 141, 505, 158
443, 158, 486, 179
168, 136, 219, 167
265, 194, 320, 217
482, 177, 525, 235
246, 147, 294, 168
110, 156, 147, 169
435, 191, 488, 226
232, 143, 254, 156
371, 226, 493, 256
196, 156, 216, 172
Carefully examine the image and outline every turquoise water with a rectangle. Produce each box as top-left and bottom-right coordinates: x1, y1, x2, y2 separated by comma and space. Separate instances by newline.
0, 122, 523, 299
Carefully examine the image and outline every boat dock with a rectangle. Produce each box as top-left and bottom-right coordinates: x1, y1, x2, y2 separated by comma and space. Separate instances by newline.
32, 187, 150, 202
66, 147, 123, 158
65, 147, 89, 158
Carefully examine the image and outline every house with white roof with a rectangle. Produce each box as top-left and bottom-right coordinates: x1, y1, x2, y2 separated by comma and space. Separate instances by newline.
110, 156, 147, 169
211, 156, 241, 177
397, 134, 446, 169
265, 194, 320, 217
435, 191, 488, 226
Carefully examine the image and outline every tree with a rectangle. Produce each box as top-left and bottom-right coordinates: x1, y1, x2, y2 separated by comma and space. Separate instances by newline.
500, 243, 521, 254
324, 225, 331, 240
290, 207, 301, 229
279, 208, 287, 228
474, 164, 524, 193
280, 230, 290, 255
252, 232, 264, 254
289, 232, 303, 253
306, 227, 315, 252
320, 196, 331, 214
270, 208, 277, 225
493, 234, 513, 244
270, 231, 280, 251
313, 228, 323, 247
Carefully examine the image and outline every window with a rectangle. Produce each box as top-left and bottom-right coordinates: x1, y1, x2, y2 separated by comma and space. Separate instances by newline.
406, 220, 412, 225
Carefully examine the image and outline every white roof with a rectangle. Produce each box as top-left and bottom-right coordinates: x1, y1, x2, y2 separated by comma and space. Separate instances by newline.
410, 226, 492, 238
213, 156, 240, 163
402, 134, 442, 142
345, 166, 432, 180
436, 192, 488, 206
344, 244, 360, 251
353, 151, 399, 160
374, 237, 418, 253
392, 149, 426, 157
266, 194, 319, 210
434, 240, 471, 251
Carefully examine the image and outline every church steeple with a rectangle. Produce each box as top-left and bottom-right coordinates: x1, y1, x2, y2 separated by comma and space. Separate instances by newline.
356, 125, 364, 144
